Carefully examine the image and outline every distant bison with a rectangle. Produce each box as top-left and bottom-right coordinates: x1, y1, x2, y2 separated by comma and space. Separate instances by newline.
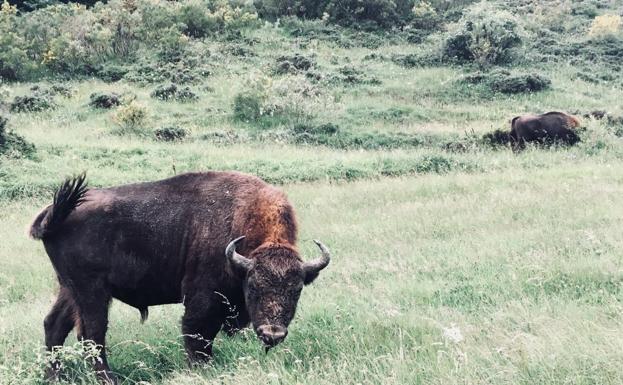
31, 172, 331, 384
510, 111, 581, 149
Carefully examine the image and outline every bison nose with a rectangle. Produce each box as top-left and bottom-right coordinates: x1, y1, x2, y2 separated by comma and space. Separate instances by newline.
257, 324, 288, 347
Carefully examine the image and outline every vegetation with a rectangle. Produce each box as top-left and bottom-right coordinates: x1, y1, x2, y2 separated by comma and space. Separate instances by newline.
2, 0, 623, 384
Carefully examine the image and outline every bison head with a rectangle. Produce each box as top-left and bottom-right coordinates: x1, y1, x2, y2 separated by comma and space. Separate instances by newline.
226, 236, 330, 349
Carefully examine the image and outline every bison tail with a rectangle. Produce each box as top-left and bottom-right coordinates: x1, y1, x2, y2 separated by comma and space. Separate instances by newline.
29, 173, 88, 240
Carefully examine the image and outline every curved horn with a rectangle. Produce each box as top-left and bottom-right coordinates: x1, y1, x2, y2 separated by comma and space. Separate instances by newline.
226, 236, 254, 272
303, 240, 331, 275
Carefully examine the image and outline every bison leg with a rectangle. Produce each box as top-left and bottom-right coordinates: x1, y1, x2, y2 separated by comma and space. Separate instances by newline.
182, 295, 224, 364
72, 285, 116, 384
43, 286, 77, 380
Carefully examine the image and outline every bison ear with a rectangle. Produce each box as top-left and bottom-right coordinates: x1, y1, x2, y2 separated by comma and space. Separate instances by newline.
302, 240, 331, 285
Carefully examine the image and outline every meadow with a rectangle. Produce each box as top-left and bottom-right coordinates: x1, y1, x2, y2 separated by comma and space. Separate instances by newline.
2, 0, 623, 383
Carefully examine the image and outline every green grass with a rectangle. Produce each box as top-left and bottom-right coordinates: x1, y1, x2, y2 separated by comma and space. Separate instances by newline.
2, 8, 623, 385
3, 164, 623, 384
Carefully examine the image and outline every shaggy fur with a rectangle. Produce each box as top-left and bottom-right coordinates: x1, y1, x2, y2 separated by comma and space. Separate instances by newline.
31, 171, 329, 384
510, 111, 581, 150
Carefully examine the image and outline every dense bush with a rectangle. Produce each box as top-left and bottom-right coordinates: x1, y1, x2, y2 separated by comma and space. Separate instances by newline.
489, 72, 550, 93
89, 92, 121, 109
328, 66, 381, 86
442, 2, 524, 66
0, 0, 259, 81
274, 54, 315, 75
0, 115, 35, 157
481, 129, 511, 147
154, 126, 188, 141
258, 0, 415, 27
233, 74, 335, 125
463, 69, 551, 94
10, 94, 55, 112
151, 84, 178, 100
112, 101, 148, 131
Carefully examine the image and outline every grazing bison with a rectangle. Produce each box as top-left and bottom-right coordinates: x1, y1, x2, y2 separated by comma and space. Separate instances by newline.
510, 111, 581, 149
30, 172, 331, 384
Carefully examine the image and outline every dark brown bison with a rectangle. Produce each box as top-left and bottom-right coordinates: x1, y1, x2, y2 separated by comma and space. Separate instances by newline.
510, 111, 581, 149
30, 172, 331, 384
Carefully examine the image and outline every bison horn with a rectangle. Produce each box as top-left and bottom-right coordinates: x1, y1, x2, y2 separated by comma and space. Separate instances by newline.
302, 240, 331, 282
226, 236, 254, 272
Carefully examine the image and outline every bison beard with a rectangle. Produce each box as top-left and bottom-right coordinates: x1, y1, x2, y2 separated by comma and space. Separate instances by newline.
30, 172, 331, 384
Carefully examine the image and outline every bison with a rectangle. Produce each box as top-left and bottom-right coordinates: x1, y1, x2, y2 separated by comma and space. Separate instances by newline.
510, 111, 581, 150
30, 172, 331, 384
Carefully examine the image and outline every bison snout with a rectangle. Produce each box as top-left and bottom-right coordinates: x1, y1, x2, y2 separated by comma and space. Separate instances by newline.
257, 324, 288, 347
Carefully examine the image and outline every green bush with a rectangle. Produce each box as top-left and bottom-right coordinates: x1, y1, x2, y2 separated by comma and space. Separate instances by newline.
175, 86, 199, 102
442, 2, 524, 66
151, 84, 179, 100
233, 92, 264, 121
0, 115, 35, 158
481, 129, 511, 147
0, 0, 259, 81
489, 72, 551, 94
10, 94, 55, 112
274, 54, 315, 75
112, 101, 148, 132
89, 92, 121, 109
154, 126, 188, 141
463, 69, 551, 94
324, 0, 414, 27
233, 74, 334, 125
258, 0, 414, 27
328, 66, 382, 86
411, 1, 442, 30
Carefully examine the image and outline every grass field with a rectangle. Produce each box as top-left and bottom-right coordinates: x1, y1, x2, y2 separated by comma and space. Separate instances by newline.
2, 2, 623, 383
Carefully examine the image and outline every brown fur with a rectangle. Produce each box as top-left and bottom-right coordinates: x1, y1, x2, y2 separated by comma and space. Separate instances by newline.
510, 111, 581, 150
31, 171, 328, 383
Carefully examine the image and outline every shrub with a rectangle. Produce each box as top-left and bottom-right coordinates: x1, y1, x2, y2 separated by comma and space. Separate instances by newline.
481, 129, 511, 147
151, 84, 178, 100
97, 64, 129, 82
588, 14, 622, 38
488, 72, 551, 94
175, 86, 198, 102
10, 94, 55, 112
292, 122, 340, 135
178, 1, 214, 38
328, 66, 382, 86
178, 0, 259, 37
0, 115, 35, 157
411, 1, 442, 30
154, 126, 188, 141
50, 84, 74, 98
112, 101, 148, 131
233, 73, 335, 125
274, 54, 315, 75
442, 2, 524, 66
89, 92, 121, 109
233, 93, 263, 121
323, 0, 414, 27
463, 69, 551, 94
